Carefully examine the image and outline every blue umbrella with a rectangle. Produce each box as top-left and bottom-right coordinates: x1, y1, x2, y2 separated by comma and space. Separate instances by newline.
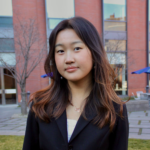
131, 67, 150, 93
131, 67, 150, 74
41, 72, 53, 78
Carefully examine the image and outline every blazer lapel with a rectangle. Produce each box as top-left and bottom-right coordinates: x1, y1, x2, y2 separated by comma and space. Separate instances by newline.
55, 109, 97, 144
69, 110, 97, 143
55, 109, 68, 144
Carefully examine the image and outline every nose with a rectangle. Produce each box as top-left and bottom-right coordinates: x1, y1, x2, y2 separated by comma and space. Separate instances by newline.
65, 51, 75, 64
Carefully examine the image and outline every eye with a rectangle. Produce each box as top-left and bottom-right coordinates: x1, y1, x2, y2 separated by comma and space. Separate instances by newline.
74, 47, 81, 51
57, 50, 64, 54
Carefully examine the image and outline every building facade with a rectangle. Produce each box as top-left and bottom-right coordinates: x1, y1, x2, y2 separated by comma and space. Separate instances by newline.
0, 0, 149, 105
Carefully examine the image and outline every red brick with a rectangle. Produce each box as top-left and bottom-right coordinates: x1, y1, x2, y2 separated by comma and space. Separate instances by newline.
127, 0, 147, 95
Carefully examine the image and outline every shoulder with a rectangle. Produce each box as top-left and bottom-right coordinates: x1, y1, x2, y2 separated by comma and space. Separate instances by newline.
111, 101, 129, 131
27, 102, 38, 121
112, 101, 127, 115
112, 101, 128, 126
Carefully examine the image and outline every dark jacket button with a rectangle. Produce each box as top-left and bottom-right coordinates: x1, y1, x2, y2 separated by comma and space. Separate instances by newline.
68, 145, 73, 150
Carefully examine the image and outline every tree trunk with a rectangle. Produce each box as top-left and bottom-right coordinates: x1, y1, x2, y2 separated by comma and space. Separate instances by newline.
21, 85, 27, 115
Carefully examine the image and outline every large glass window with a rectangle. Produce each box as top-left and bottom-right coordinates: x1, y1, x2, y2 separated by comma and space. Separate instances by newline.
0, 38, 14, 51
105, 40, 126, 51
0, 0, 13, 28
107, 53, 127, 95
46, 0, 74, 30
104, 0, 126, 31
103, 0, 127, 95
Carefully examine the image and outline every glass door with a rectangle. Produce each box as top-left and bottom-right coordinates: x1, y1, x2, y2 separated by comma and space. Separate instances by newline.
4, 68, 17, 104
0, 67, 17, 105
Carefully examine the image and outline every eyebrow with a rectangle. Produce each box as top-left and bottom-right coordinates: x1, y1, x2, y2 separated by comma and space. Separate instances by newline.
55, 41, 83, 48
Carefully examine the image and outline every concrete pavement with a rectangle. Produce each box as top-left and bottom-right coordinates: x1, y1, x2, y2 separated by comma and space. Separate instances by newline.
128, 110, 150, 139
0, 105, 28, 136
0, 105, 150, 140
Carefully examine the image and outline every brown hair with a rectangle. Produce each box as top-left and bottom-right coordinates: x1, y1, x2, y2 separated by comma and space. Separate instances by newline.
30, 17, 126, 130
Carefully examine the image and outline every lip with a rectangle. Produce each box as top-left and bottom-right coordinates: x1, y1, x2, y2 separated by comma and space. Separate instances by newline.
65, 67, 78, 72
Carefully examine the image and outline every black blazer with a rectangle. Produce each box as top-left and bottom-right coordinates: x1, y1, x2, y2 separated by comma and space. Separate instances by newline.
23, 103, 129, 150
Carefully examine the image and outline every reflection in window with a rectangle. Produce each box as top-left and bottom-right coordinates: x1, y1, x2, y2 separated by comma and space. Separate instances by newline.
4, 68, 15, 89
46, 0, 74, 18
111, 64, 127, 95
107, 53, 126, 64
0, 38, 14, 51
104, 0, 126, 21
104, 21, 126, 31
0, 17, 13, 28
46, 0, 74, 31
0, 0, 13, 16
49, 18, 63, 29
105, 40, 126, 51
107, 53, 127, 95
0, 53, 16, 66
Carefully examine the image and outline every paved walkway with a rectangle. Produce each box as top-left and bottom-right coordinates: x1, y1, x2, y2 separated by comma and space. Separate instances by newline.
0, 105, 28, 136
128, 110, 150, 139
0, 105, 150, 139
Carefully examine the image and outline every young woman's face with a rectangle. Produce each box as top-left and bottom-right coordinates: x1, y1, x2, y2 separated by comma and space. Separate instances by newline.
55, 29, 93, 82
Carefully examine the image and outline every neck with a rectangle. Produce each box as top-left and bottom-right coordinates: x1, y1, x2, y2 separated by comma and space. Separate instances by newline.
68, 73, 93, 106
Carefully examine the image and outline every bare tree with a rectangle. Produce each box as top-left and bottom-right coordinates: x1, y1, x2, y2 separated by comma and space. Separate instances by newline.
0, 18, 47, 114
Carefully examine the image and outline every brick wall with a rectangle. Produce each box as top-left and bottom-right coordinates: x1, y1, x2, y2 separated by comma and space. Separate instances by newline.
127, 0, 147, 95
75, 0, 102, 36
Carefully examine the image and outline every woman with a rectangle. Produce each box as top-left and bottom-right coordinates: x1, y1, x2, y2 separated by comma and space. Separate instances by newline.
23, 17, 129, 150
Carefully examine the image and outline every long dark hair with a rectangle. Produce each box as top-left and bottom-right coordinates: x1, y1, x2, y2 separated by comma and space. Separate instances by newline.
30, 17, 125, 130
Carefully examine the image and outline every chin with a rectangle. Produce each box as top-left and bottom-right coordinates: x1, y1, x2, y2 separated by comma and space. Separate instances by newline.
67, 79, 80, 82
65, 76, 85, 82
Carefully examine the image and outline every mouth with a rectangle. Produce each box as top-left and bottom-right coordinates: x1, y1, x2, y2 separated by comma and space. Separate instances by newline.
65, 67, 78, 73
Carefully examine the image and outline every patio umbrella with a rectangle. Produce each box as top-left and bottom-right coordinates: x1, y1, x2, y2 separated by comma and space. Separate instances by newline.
131, 67, 150, 74
131, 67, 150, 93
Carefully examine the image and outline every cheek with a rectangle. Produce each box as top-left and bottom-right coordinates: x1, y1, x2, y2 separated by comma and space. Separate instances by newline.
55, 55, 64, 71
79, 50, 93, 70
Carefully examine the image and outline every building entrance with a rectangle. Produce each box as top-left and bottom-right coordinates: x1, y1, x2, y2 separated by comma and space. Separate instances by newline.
0, 68, 17, 105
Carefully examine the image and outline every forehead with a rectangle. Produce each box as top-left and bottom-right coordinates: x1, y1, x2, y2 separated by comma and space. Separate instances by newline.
55, 29, 82, 44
